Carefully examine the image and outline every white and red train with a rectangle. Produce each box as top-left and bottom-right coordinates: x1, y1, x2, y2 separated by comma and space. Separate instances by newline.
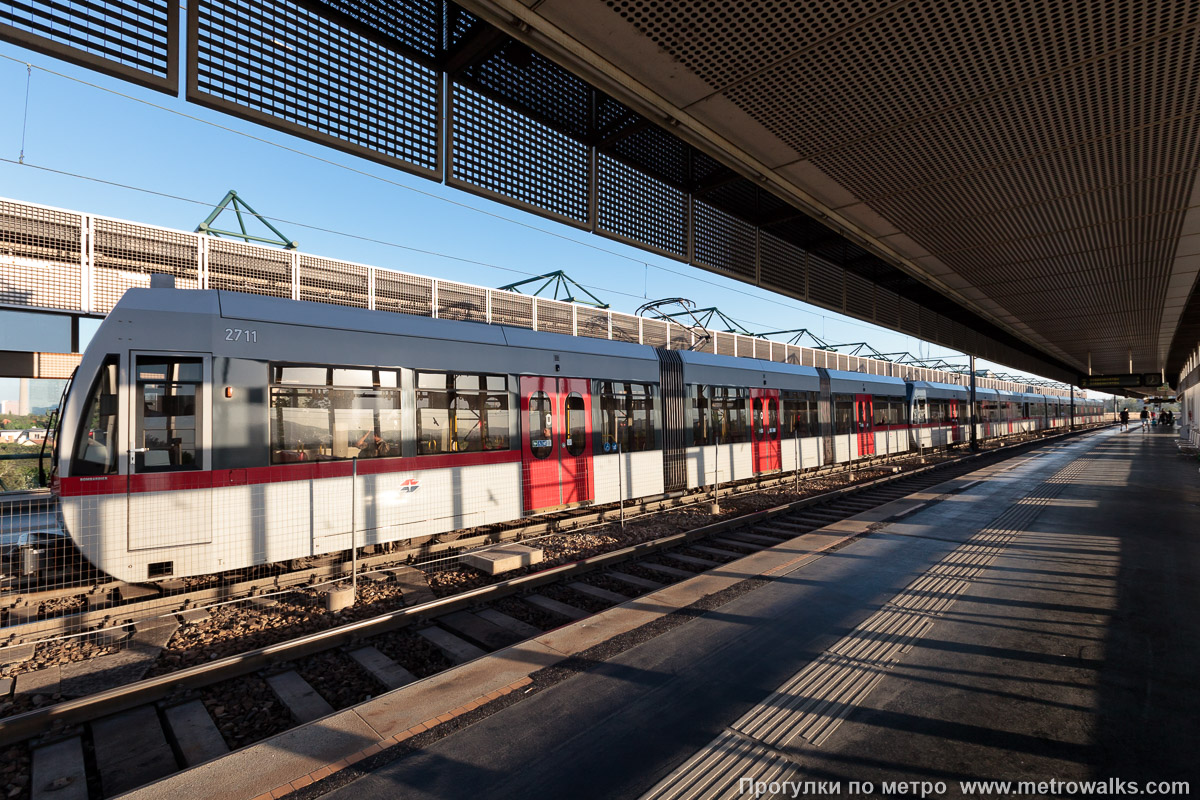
52, 288, 1104, 583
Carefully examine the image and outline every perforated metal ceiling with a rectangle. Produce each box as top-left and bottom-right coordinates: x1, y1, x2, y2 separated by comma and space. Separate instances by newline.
463, 0, 1200, 381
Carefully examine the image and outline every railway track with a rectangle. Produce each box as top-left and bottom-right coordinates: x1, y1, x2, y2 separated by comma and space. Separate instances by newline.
0, 424, 1108, 798
0, 429, 1059, 647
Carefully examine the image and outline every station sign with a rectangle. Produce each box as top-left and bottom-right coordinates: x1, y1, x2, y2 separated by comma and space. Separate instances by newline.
1078, 373, 1163, 389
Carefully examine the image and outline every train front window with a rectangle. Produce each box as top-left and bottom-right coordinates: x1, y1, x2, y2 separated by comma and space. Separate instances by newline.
135, 356, 203, 472
71, 356, 119, 476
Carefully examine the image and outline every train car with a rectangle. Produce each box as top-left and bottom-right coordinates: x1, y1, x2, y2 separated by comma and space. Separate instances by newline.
52, 287, 1093, 583
674, 350, 820, 488
56, 288, 667, 582
906, 381, 968, 449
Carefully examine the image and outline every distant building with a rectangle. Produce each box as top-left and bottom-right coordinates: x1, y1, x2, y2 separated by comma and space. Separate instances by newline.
15, 378, 67, 416
0, 429, 46, 445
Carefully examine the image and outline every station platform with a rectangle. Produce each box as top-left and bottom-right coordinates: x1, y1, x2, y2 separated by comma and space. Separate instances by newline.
134, 426, 1199, 800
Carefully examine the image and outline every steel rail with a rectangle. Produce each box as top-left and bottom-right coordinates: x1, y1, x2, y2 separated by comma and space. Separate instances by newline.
0, 424, 1108, 747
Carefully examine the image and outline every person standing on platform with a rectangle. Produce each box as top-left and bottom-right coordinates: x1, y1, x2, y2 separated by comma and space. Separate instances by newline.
1140, 406, 1150, 431
1119, 408, 1129, 431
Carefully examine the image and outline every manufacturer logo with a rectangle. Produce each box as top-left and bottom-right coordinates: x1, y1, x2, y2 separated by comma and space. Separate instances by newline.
399, 478, 420, 494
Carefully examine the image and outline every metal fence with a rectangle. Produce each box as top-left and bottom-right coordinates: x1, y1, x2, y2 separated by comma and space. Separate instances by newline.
0, 196, 1062, 395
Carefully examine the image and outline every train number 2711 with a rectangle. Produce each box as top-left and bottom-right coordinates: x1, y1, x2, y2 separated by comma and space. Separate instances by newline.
225, 328, 258, 342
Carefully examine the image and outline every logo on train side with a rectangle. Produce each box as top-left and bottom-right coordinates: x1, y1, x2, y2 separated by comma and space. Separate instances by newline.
399, 478, 420, 494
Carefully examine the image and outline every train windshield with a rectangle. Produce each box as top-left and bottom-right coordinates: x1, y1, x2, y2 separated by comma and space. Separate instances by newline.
71, 356, 120, 476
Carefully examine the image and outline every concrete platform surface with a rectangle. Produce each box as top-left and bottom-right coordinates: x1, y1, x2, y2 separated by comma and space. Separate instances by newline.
125, 429, 1199, 800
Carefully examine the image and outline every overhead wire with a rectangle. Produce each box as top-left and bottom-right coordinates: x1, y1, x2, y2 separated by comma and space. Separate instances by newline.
0, 51, 884, 330
0, 50, 1036, 377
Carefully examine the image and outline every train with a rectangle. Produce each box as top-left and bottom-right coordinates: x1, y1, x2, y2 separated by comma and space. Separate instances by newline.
49, 288, 1105, 583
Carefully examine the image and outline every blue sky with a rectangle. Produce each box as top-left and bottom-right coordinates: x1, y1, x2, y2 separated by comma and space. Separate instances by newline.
0, 39, 1065, 406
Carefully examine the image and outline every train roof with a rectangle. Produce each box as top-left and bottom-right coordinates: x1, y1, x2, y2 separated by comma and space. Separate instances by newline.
824, 369, 907, 396
676, 349, 820, 389
908, 380, 968, 399
116, 288, 660, 363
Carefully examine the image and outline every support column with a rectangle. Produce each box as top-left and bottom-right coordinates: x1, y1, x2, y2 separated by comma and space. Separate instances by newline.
1069, 385, 1076, 430
969, 355, 979, 452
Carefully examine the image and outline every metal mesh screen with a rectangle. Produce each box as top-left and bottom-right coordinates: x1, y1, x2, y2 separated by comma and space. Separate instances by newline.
298, 255, 368, 308
575, 306, 611, 340
712, 331, 734, 357
693, 201, 756, 280
450, 83, 590, 225
374, 270, 432, 316
759, 231, 806, 299
641, 318, 670, 349
191, 0, 440, 175
844, 271, 874, 322
875, 287, 899, 328
489, 290, 533, 329
899, 296, 922, 335
668, 323, 692, 351
461, 42, 591, 139
93, 219, 200, 313
206, 239, 292, 298
437, 283, 486, 322
309, 0, 441, 59
0, 0, 175, 91
0, 201, 81, 310
920, 307, 939, 342
597, 153, 688, 258
807, 254, 845, 313
534, 297, 572, 336
611, 313, 640, 344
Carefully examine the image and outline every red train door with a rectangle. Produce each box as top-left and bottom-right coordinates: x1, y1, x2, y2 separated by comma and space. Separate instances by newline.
750, 389, 781, 473
855, 394, 875, 456
520, 376, 594, 512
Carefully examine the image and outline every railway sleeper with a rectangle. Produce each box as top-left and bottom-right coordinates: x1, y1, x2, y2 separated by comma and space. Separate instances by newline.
606, 571, 665, 591
266, 671, 335, 724
416, 627, 488, 665
473, 609, 542, 641
436, 611, 525, 652
523, 594, 589, 621
347, 646, 416, 691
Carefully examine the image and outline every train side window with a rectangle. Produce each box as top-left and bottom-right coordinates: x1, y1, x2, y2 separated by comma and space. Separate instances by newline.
331, 389, 401, 459
782, 390, 817, 438
566, 393, 586, 456
274, 366, 330, 386
71, 355, 120, 476
271, 386, 333, 462
486, 390, 511, 451
600, 381, 656, 452
710, 387, 748, 444
416, 371, 510, 454
689, 385, 709, 446
529, 392, 553, 459
833, 394, 854, 435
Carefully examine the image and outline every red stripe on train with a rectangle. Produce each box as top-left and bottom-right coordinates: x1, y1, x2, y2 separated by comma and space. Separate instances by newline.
59, 450, 523, 497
